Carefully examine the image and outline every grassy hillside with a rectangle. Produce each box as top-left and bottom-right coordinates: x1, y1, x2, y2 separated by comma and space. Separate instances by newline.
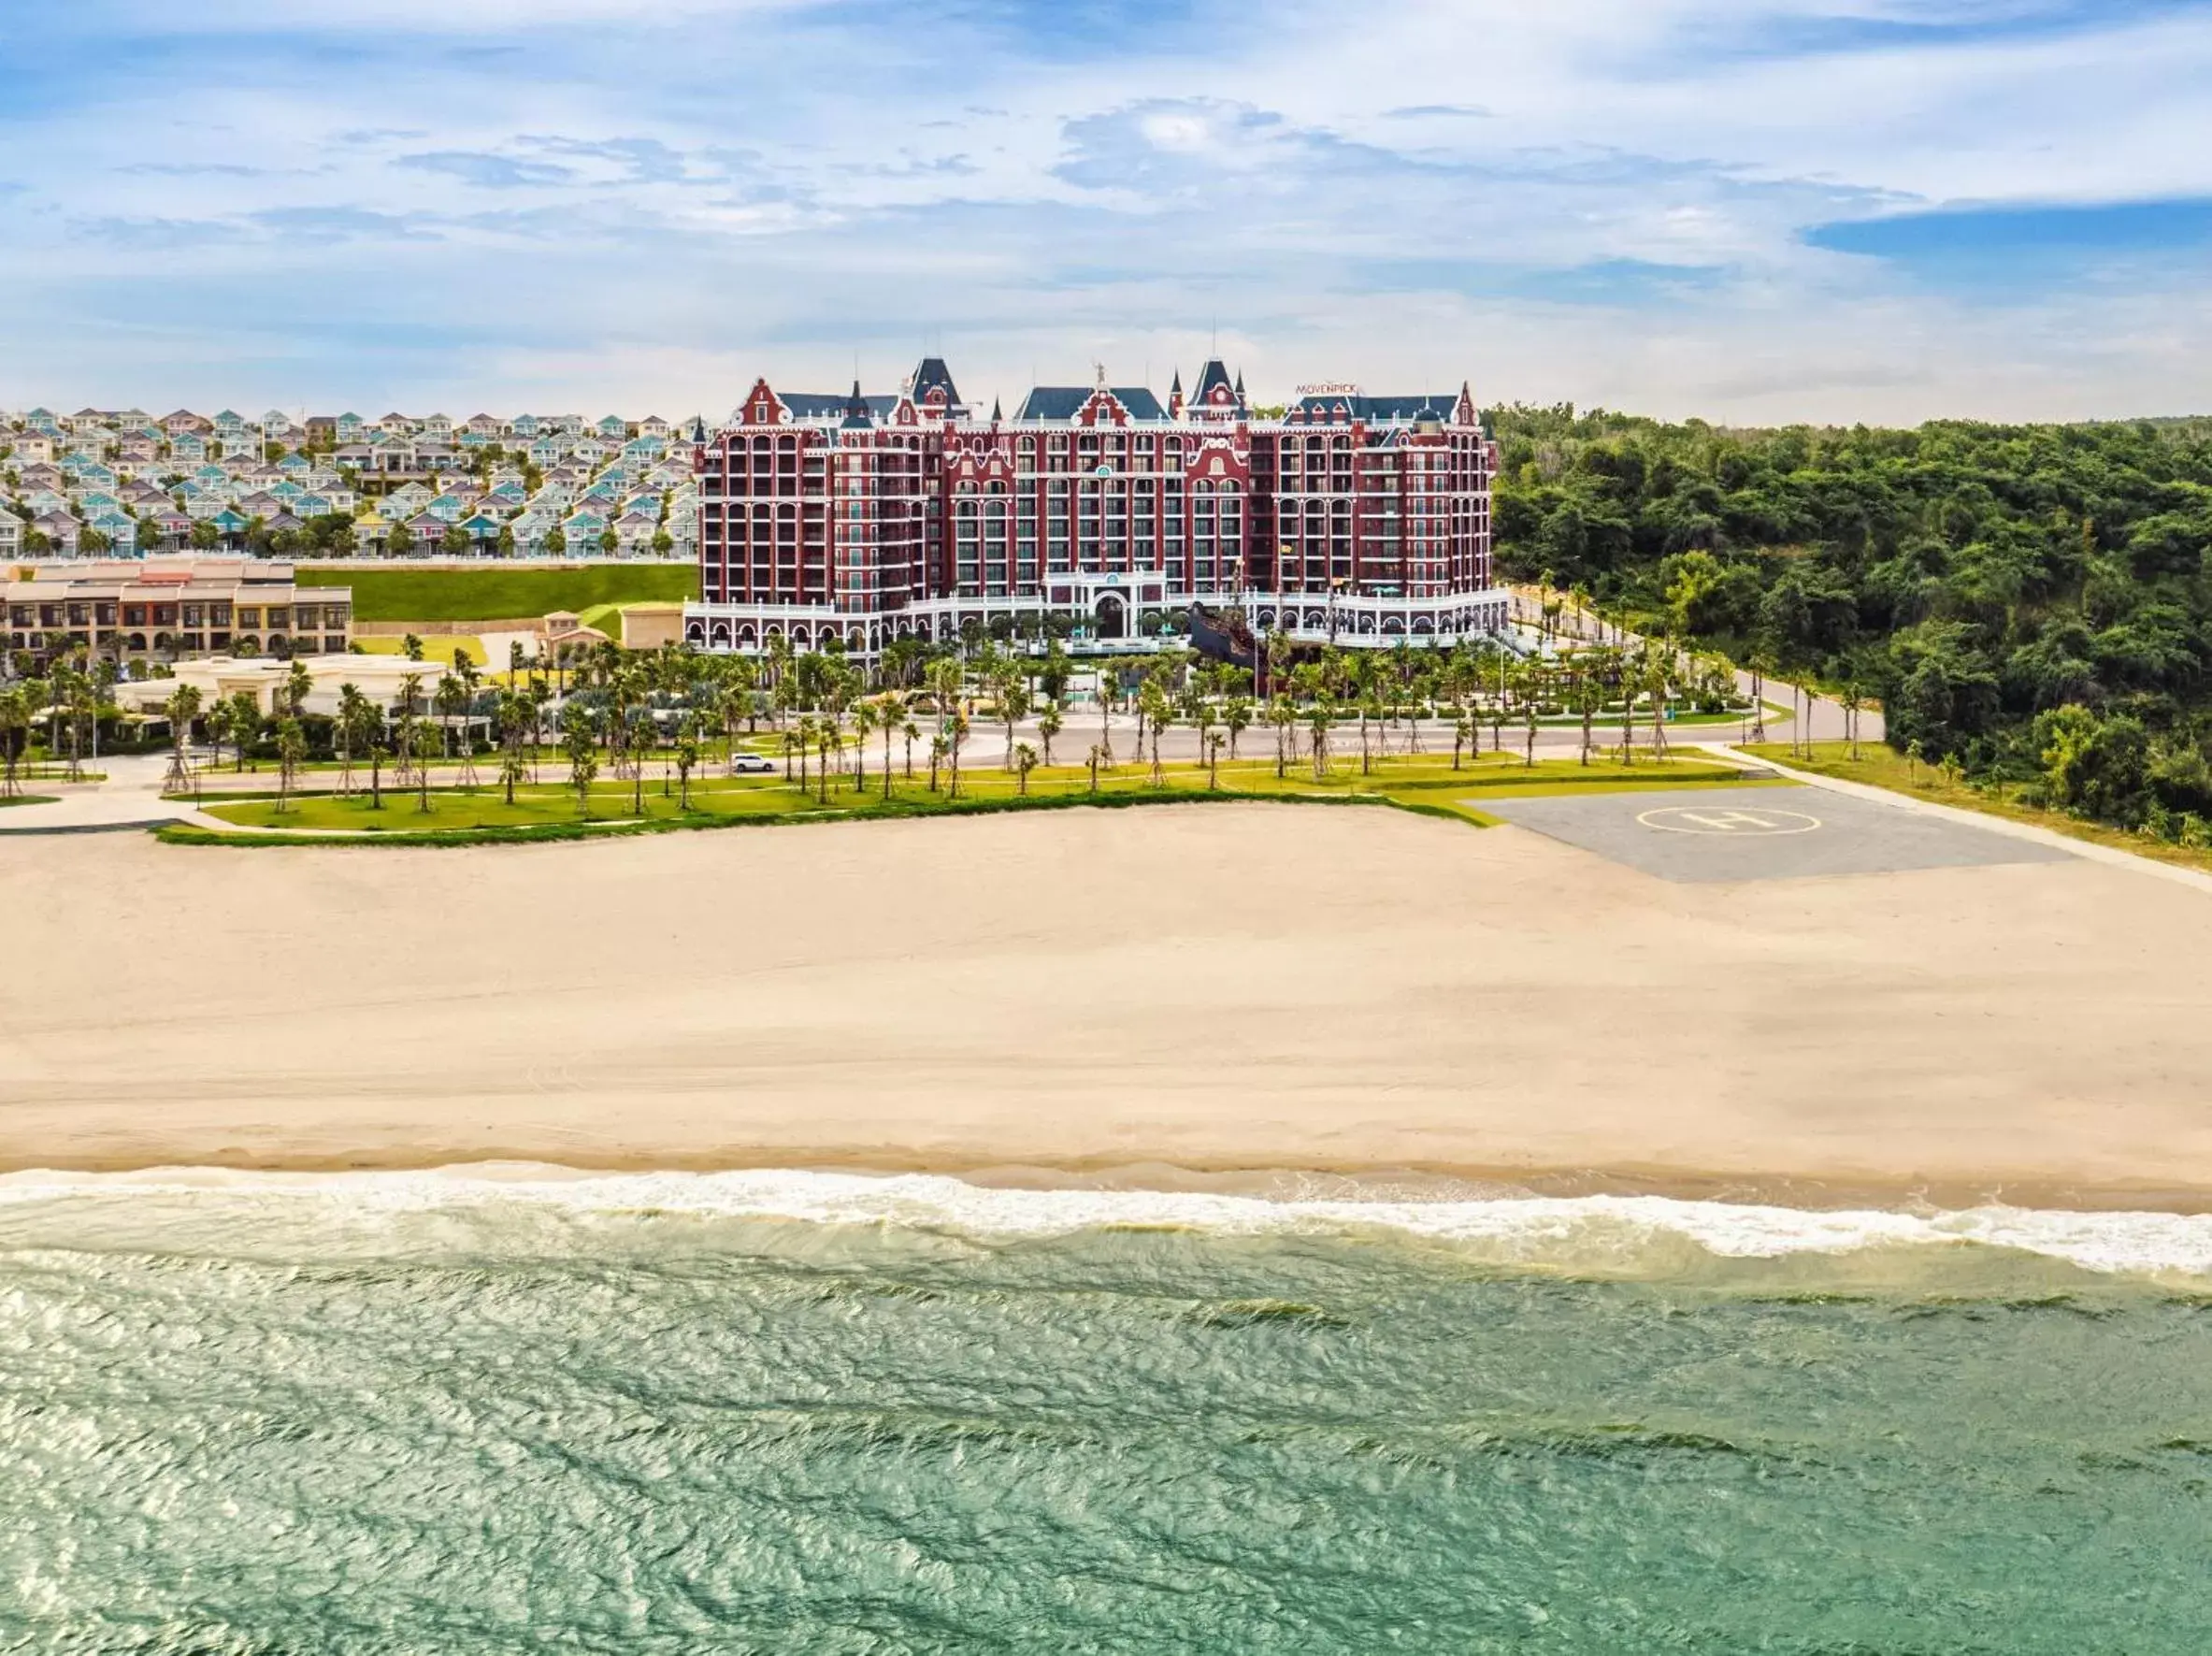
298, 565, 697, 622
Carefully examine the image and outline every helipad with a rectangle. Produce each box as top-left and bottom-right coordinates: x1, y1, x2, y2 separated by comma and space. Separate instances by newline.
1478, 785, 2076, 883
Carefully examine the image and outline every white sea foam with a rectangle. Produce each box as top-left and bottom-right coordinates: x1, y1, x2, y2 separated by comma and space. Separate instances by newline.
5, 1166, 2212, 1279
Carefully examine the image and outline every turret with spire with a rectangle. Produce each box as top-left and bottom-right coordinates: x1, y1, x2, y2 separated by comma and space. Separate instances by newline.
840, 379, 873, 429
1191, 357, 1240, 421
1169, 369, 1185, 421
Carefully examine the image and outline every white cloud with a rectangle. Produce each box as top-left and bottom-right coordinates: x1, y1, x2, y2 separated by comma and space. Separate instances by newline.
4, 0, 2209, 417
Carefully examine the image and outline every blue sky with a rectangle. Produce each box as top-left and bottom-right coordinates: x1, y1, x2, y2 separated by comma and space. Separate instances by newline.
3, 0, 2210, 422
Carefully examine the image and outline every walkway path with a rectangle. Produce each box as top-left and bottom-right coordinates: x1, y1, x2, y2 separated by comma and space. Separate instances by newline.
0, 752, 197, 835
1510, 588, 1884, 746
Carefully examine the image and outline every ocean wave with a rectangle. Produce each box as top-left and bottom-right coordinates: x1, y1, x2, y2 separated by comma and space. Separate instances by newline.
6, 1165, 2212, 1280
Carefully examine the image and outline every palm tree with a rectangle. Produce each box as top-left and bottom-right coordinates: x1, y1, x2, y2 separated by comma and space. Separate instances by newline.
56, 664, 90, 781
274, 716, 307, 814
1616, 646, 1639, 765
334, 684, 368, 796
945, 709, 970, 799
1573, 652, 1605, 767
162, 684, 203, 799
719, 679, 749, 770
997, 670, 1029, 771
1749, 647, 1774, 743
872, 692, 905, 799
791, 715, 812, 791
412, 716, 436, 813
1139, 680, 1171, 787
0, 685, 27, 797
1308, 695, 1333, 780
1646, 645, 1674, 760
1221, 694, 1252, 763
675, 714, 701, 811
560, 701, 599, 818
395, 672, 424, 786
851, 699, 877, 794
1013, 740, 1039, 796
1205, 729, 1227, 789
1268, 695, 1296, 778
1037, 698, 1063, 768
925, 655, 963, 721
902, 714, 920, 781
1188, 691, 1214, 779
435, 671, 467, 763
497, 691, 530, 806
226, 690, 263, 772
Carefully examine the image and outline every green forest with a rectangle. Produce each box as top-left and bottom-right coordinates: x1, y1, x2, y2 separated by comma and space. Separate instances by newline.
1488, 407, 2212, 839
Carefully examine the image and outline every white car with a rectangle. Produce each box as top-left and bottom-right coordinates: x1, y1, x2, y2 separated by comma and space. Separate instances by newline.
729, 753, 776, 775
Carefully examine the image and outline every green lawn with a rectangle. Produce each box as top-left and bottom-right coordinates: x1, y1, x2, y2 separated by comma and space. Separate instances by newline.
297, 565, 697, 623
189, 750, 1758, 842
1740, 741, 2212, 876
0, 794, 60, 808
353, 635, 488, 665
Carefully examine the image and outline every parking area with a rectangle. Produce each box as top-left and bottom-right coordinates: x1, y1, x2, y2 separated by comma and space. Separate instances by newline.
1478, 785, 2077, 884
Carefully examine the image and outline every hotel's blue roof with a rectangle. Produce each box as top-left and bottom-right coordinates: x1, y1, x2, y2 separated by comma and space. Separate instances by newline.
1013, 386, 1169, 422
1288, 394, 1450, 423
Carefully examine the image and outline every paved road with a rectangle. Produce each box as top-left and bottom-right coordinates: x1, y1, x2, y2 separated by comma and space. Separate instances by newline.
0, 751, 199, 834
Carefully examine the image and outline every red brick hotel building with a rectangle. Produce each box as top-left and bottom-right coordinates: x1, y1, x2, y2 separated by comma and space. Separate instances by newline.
683, 356, 1508, 656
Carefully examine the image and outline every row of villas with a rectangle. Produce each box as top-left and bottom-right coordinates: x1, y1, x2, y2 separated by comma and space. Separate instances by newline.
4, 559, 352, 665
4, 405, 704, 562
684, 357, 1509, 657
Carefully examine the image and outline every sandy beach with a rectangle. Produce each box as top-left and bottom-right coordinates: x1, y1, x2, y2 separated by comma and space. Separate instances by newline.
5, 803, 2211, 1205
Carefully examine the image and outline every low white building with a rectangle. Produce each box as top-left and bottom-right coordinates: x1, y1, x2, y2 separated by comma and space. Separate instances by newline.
110, 654, 451, 717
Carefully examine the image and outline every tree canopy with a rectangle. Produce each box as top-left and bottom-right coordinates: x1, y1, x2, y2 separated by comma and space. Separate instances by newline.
1491, 406, 2212, 833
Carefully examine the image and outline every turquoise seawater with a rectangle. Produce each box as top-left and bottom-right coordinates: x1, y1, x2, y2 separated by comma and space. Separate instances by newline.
6, 1171, 2212, 1653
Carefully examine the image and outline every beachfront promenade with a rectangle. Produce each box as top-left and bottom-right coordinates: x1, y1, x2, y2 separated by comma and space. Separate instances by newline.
0, 693, 1849, 840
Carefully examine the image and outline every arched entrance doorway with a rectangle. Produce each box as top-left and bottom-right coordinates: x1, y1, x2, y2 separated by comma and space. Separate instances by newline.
1093, 593, 1128, 640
